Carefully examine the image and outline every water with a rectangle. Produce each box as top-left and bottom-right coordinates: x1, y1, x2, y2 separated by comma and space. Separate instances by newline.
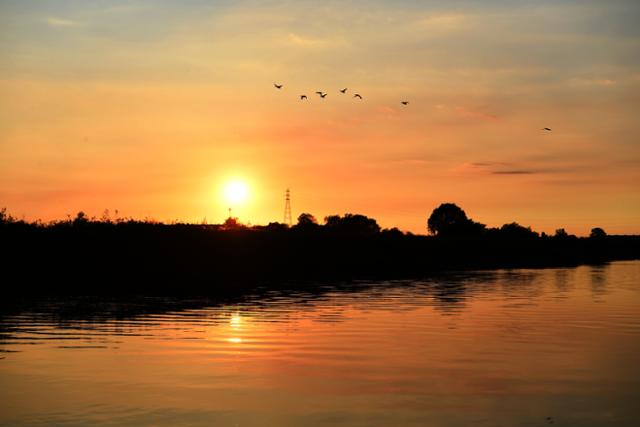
1, 261, 639, 426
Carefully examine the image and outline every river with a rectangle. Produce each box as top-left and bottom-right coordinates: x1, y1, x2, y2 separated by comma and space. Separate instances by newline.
1, 261, 639, 426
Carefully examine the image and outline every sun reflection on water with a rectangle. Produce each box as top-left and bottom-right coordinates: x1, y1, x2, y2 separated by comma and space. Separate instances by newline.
226, 312, 244, 343
230, 313, 242, 328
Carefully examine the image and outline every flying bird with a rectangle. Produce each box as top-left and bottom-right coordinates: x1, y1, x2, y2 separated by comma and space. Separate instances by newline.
315, 91, 324, 95
542, 127, 552, 131
353, 94, 362, 99
340, 88, 348, 93
300, 95, 307, 100
401, 101, 409, 105
319, 93, 327, 98
274, 83, 283, 89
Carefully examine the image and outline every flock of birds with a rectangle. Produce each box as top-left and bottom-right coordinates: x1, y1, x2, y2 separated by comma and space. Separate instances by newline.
274, 83, 551, 131
274, 83, 409, 106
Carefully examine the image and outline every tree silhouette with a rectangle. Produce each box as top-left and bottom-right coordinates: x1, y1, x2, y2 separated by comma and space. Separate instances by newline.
324, 214, 380, 235
297, 213, 318, 226
497, 222, 539, 239
73, 211, 89, 226
294, 213, 319, 231
0, 204, 636, 292
427, 203, 485, 236
222, 216, 244, 230
590, 227, 607, 239
0, 207, 12, 225
264, 222, 288, 231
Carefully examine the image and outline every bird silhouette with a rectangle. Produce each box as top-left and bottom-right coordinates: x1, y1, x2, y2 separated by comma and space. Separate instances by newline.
340, 88, 348, 93
319, 93, 327, 98
274, 83, 283, 89
315, 91, 324, 95
542, 127, 552, 131
353, 94, 362, 99
401, 101, 409, 105
300, 95, 307, 100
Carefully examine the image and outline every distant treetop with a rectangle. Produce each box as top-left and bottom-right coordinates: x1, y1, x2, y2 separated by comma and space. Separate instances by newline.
590, 227, 607, 239
296, 213, 318, 226
427, 203, 485, 236
324, 213, 380, 235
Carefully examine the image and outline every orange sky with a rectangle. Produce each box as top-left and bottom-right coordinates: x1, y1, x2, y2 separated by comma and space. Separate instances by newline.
1, 0, 639, 234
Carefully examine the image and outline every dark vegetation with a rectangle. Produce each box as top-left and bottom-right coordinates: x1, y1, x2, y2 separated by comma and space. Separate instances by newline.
0, 205, 638, 295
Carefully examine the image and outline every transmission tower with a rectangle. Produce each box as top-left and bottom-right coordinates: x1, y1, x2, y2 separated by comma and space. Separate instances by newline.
284, 188, 292, 226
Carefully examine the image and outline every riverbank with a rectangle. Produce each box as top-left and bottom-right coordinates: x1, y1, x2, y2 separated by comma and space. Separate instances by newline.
1, 217, 638, 294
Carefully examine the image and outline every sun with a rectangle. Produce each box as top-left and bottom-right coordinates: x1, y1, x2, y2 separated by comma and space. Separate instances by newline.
223, 180, 249, 205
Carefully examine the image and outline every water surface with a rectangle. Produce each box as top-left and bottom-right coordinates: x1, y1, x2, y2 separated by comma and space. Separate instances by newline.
1, 261, 639, 426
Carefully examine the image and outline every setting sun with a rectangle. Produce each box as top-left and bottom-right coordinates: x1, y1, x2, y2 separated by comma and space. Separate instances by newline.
223, 180, 249, 206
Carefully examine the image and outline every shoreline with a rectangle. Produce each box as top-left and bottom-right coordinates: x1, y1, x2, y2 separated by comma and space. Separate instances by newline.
2, 219, 638, 295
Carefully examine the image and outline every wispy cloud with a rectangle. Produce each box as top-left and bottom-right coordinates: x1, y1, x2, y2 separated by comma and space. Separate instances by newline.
471, 162, 510, 167
392, 158, 432, 166
286, 32, 347, 49
46, 17, 82, 28
416, 14, 469, 32
568, 77, 617, 86
456, 161, 575, 176
455, 106, 499, 121
287, 33, 324, 47
492, 170, 537, 175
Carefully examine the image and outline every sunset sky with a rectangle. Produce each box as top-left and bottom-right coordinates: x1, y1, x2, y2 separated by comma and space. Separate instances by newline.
1, 0, 639, 234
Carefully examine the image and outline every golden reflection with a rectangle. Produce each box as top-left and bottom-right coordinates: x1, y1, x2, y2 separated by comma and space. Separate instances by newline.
225, 312, 244, 344
230, 313, 242, 328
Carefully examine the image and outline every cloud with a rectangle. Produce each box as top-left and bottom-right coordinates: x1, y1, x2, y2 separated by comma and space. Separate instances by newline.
392, 158, 431, 166
417, 14, 468, 32
456, 162, 571, 176
286, 32, 346, 49
374, 106, 400, 118
288, 32, 323, 47
455, 106, 499, 121
471, 161, 510, 167
492, 170, 537, 175
568, 78, 617, 86
46, 17, 82, 28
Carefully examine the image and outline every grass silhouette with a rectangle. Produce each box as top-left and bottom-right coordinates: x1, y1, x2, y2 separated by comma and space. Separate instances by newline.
1, 206, 637, 294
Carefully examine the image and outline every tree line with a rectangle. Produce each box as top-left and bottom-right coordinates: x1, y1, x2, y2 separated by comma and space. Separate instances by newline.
0, 204, 611, 239
0, 204, 636, 294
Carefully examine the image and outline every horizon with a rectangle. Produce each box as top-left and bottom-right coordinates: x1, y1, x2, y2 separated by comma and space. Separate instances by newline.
1, 0, 639, 236
1, 203, 626, 238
